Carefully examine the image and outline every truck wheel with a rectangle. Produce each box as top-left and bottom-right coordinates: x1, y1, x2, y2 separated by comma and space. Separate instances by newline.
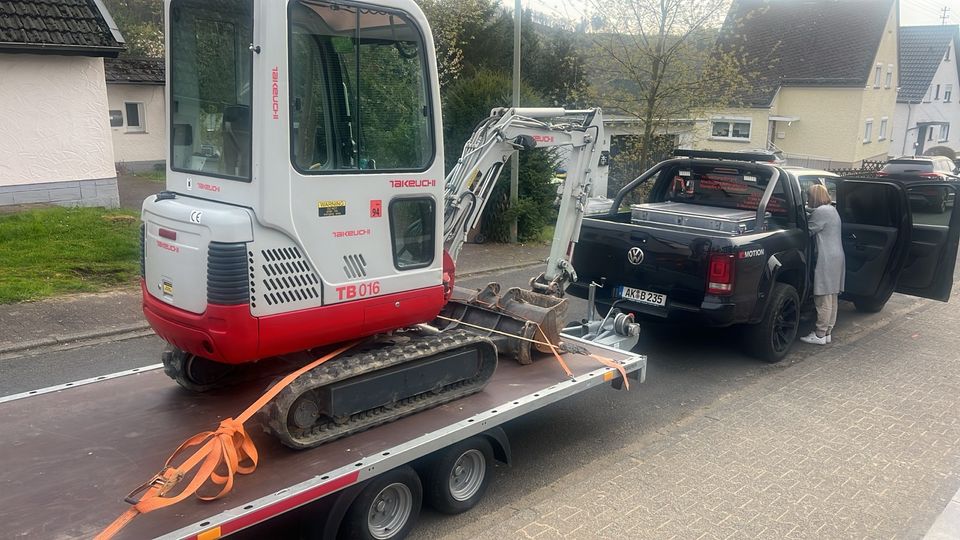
745, 283, 799, 363
852, 292, 890, 313
161, 347, 235, 393
424, 437, 493, 514
343, 466, 422, 540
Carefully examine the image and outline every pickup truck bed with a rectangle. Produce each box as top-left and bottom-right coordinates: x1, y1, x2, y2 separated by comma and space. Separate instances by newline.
0, 336, 644, 540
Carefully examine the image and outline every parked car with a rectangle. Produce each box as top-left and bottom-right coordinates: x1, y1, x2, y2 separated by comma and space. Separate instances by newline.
735, 148, 786, 164
782, 166, 839, 203
875, 156, 958, 212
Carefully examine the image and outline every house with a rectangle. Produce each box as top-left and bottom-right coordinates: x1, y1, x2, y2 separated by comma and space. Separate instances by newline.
693, 0, 899, 169
0, 0, 124, 208
105, 57, 166, 172
890, 25, 959, 158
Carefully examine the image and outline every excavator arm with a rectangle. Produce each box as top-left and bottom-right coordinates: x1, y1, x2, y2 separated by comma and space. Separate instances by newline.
442, 107, 611, 295
439, 107, 640, 357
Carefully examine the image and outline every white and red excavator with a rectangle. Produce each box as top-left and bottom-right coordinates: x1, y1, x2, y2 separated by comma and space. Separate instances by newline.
140, 0, 639, 450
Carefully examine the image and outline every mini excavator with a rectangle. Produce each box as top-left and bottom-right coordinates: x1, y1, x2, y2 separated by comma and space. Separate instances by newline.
141, 0, 639, 449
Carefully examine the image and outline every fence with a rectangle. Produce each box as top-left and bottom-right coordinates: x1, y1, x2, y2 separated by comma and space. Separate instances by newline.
827, 160, 886, 177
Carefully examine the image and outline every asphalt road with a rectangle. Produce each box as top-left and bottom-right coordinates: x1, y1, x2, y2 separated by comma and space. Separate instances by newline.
0, 265, 935, 537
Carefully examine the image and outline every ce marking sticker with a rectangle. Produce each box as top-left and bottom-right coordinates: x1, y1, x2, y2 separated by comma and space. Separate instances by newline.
189, 210, 203, 224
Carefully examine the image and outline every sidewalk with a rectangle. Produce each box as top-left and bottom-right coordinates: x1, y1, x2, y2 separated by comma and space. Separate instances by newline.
442, 294, 960, 539
0, 242, 549, 355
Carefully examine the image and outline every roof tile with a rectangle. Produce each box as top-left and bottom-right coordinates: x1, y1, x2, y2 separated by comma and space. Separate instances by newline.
716, 0, 895, 107
0, 0, 123, 55
897, 25, 959, 103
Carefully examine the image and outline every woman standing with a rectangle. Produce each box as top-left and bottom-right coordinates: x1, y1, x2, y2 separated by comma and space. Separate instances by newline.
801, 184, 845, 345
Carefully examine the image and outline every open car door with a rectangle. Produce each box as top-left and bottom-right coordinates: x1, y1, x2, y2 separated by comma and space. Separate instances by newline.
893, 182, 960, 301
834, 179, 912, 312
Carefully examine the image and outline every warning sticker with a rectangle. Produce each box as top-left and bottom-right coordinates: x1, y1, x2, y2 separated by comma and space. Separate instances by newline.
318, 200, 346, 217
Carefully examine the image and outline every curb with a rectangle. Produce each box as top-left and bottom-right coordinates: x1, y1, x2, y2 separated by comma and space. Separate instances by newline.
0, 323, 153, 356
0, 260, 547, 357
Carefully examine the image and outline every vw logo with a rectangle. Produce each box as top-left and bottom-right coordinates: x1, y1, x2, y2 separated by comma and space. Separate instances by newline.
627, 247, 645, 265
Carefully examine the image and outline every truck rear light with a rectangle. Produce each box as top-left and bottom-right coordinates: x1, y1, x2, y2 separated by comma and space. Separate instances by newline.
707, 254, 735, 296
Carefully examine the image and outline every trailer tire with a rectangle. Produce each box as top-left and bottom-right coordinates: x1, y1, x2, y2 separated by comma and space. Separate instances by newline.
424, 436, 493, 514
342, 466, 422, 540
744, 283, 799, 363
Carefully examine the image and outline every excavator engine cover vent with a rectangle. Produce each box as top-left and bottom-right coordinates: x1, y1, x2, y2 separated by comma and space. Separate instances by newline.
342, 254, 368, 279
257, 247, 321, 306
207, 242, 249, 305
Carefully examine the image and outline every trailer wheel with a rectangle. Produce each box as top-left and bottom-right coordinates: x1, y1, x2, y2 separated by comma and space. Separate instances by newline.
424, 436, 493, 514
343, 466, 421, 540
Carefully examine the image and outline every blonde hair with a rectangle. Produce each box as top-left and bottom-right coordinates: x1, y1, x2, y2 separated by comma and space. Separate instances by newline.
808, 184, 831, 208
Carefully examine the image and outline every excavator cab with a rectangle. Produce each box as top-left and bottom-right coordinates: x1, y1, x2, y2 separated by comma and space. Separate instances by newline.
145, 0, 448, 368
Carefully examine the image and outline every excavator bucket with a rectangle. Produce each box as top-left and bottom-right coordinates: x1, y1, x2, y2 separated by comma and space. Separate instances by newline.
439, 283, 568, 364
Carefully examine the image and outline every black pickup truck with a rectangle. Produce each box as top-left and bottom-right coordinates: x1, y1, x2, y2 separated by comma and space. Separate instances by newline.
569, 150, 960, 361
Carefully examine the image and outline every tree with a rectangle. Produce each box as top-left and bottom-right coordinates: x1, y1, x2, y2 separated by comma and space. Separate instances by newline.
102, 0, 164, 57
416, 0, 500, 91
443, 69, 560, 242
586, 0, 749, 174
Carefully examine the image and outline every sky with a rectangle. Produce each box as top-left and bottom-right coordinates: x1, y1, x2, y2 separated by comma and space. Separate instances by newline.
503, 0, 960, 28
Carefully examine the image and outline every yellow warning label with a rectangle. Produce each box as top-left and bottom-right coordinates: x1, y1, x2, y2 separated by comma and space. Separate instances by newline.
318, 200, 346, 217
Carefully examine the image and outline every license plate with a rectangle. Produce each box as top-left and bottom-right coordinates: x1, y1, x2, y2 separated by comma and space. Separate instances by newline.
619, 286, 666, 306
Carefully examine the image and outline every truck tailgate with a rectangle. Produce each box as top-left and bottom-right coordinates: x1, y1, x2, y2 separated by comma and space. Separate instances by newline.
0, 338, 644, 540
574, 217, 709, 307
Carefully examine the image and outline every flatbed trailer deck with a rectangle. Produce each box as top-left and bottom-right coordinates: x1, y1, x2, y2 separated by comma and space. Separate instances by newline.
0, 335, 645, 540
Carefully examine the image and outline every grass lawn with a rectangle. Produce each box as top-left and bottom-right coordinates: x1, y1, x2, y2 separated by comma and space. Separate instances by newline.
0, 207, 141, 303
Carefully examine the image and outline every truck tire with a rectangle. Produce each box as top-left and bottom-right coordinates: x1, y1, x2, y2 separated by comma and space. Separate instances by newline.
852, 291, 891, 313
342, 466, 422, 540
423, 437, 494, 514
745, 283, 799, 363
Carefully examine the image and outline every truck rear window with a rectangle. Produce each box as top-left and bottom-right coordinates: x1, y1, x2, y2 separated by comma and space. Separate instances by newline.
663, 166, 788, 216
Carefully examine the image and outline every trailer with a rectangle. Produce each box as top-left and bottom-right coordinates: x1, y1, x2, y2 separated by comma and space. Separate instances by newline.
0, 335, 644, 540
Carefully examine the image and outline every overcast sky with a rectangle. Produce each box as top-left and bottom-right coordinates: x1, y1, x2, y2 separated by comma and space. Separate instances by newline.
504, 0, 958, 28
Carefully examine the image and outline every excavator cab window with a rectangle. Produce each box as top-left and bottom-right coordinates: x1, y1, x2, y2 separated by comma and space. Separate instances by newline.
289, 1, 434, 173
390, 198, 435, 269
168, 0, 253, 181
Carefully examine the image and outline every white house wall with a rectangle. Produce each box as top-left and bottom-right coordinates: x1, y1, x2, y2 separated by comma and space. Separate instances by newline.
0, 54, 118, 207
107, 83, 166, 168
891, 40, 960, 156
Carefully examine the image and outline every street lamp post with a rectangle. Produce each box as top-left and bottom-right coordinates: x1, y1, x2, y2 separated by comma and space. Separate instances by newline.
510, 0, 521, 243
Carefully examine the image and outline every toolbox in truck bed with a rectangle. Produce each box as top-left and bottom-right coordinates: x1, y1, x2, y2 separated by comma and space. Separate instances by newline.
630, 202, 768, 235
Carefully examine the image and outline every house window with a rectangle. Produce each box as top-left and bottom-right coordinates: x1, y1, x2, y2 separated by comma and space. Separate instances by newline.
879, 117, 887, 140
935, 84, 941, 100
873, 64, 882, 87
885, 65, 893, 88
125, 102, 145, 133
863, 119, 873, 143
940, 124, 950, 142
945, 84, 953, 102
109, 110, 123, 127
928, 128, 934, 141
711, 119, 751, 140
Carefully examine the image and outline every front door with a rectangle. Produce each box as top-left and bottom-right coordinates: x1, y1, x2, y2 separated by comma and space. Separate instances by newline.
834, 179, 960, 305
894, 182, 960, 301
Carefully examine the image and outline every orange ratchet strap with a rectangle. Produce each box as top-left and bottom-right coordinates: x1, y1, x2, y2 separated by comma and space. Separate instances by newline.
95, 340, 360, 540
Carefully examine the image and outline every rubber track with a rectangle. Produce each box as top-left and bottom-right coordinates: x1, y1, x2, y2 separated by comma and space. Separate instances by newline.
262, 330, 498, 450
